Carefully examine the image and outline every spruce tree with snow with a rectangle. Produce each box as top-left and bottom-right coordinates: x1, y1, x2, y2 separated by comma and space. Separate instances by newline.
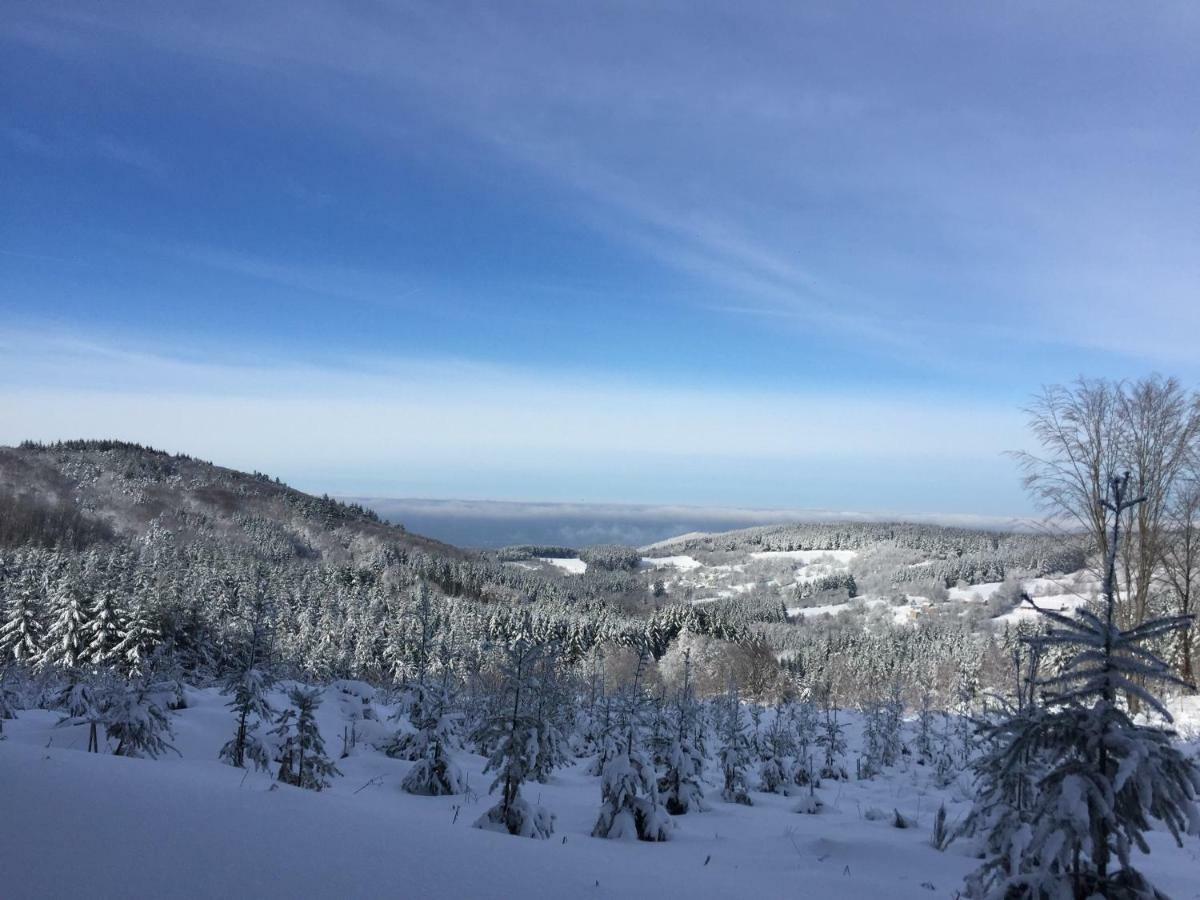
790, 700, 818, 786
759, 705, 796, 795
56, 675, 107, 753
41, 569, 90, 670
106, 675, 176, 759
219, 666, 275, 771
964, 474, 1200, 900
915, 680, 938, 766
219, 589, 275, 770
880, 679, 906, 767
659, 651, 707, 814
111, 599, 160, 676
859, 699, 883, 779
528, 651, 571, 784
272, 687, 341, 791
0, 669, 20, 738
817, 697, 848, 781
718, 685, 753, 805
0, 576, 45, 665
473, 631, 556, 838
401, 671, 467, 796
85, 585, 125, 667
593, 654, 673, 841
585, 693, 619, 777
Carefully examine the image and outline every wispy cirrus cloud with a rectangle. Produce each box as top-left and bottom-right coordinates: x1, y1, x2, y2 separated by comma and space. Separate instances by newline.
10, 2, 1197, 364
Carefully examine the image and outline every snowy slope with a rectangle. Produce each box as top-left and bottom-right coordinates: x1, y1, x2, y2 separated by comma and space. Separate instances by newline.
4, 687, 1198, 900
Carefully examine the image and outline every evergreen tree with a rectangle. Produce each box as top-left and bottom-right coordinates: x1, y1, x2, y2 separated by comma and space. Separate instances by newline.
0, 668, 20, 738
593, 655, 672, 841
56, 675, 106, 753
106, 676, 176, 759
964, 474, 1200, 899
759, 705, 796, 795
473, 633, 556, 838
41, 569, 90, 670
111, 599, 161, 676
219, 667, 275, 771
0, 573, 45, 664
817, 697, 848, 781
219, 589, 275, 770
718, 685, 753, 805
659, 651, 707, 814
401, 671, 467, 795
272, 687, 341, 791
528, 650, 571, 784
85, 585, 125, 667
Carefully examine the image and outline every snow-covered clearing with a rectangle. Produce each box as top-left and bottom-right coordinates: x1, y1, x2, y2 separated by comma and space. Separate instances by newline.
946, 581, 1004, 603
640, 555, 702, 571
788, 597, 919, 625
750, 550, 858, 564
539, 557, 587, 574
997, 593, 1092, 624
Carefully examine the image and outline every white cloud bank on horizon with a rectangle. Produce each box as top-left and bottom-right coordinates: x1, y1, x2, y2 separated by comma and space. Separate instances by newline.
0, 329, 1032, 512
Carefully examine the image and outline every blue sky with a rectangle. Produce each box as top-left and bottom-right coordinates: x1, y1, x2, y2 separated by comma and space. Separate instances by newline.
2, 2, 1198, 518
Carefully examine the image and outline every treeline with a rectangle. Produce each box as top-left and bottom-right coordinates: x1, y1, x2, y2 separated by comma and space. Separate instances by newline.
663, 522, 1086, 587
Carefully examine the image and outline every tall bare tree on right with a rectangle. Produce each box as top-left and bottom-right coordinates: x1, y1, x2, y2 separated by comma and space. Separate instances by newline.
1014, 375, 1200, 689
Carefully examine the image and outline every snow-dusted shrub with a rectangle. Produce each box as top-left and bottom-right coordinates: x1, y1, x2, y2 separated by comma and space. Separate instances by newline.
593, 748, 672, 841
401, 680, 466, 796
475, 796, 555, 839
106, 676, 176, 759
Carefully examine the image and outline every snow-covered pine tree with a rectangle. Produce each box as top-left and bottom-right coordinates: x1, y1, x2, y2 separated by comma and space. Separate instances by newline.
790, 699, 818, 786
85, 585, 125, 667
880, 678, 906, 767
106, 675, 176, 759
41, 567, 90, 670
474, 632, 556, 838
915, 678, 938, 766
964, 473, 1200, 899
219, 588, 275, 770
56, 675, 106, 752
586, 692, 619, 777
859, 698, 883, 779
272, 687, 341, 791
0, 572, 44, 665
817, 696, 848, 781
110, 599, 160, 676
659, 650, 707, 814
0, 668, 20, 738
759, 704, 796, 795
219, 667, 275, 771
958, 639, 1046, 872
401, 670, 467, 796
593, 653, 672, 841
718, 684, 753, 805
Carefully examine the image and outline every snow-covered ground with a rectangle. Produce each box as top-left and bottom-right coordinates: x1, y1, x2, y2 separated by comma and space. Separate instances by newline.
640, 555, 703, 571
3, 686, 1198, 899
539, 557, 588, 574
750, 550, 858, 564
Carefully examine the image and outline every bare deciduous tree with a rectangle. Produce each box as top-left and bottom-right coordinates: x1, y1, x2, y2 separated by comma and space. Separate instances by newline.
1160, 481, 1200, 685
1014, 376, 1200, 692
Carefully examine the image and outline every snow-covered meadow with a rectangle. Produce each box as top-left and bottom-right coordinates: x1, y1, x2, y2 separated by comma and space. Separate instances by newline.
4, 684, 1199, 899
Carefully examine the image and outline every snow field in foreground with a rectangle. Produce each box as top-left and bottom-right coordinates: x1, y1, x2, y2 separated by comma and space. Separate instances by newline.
4, 687, 1199, 900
